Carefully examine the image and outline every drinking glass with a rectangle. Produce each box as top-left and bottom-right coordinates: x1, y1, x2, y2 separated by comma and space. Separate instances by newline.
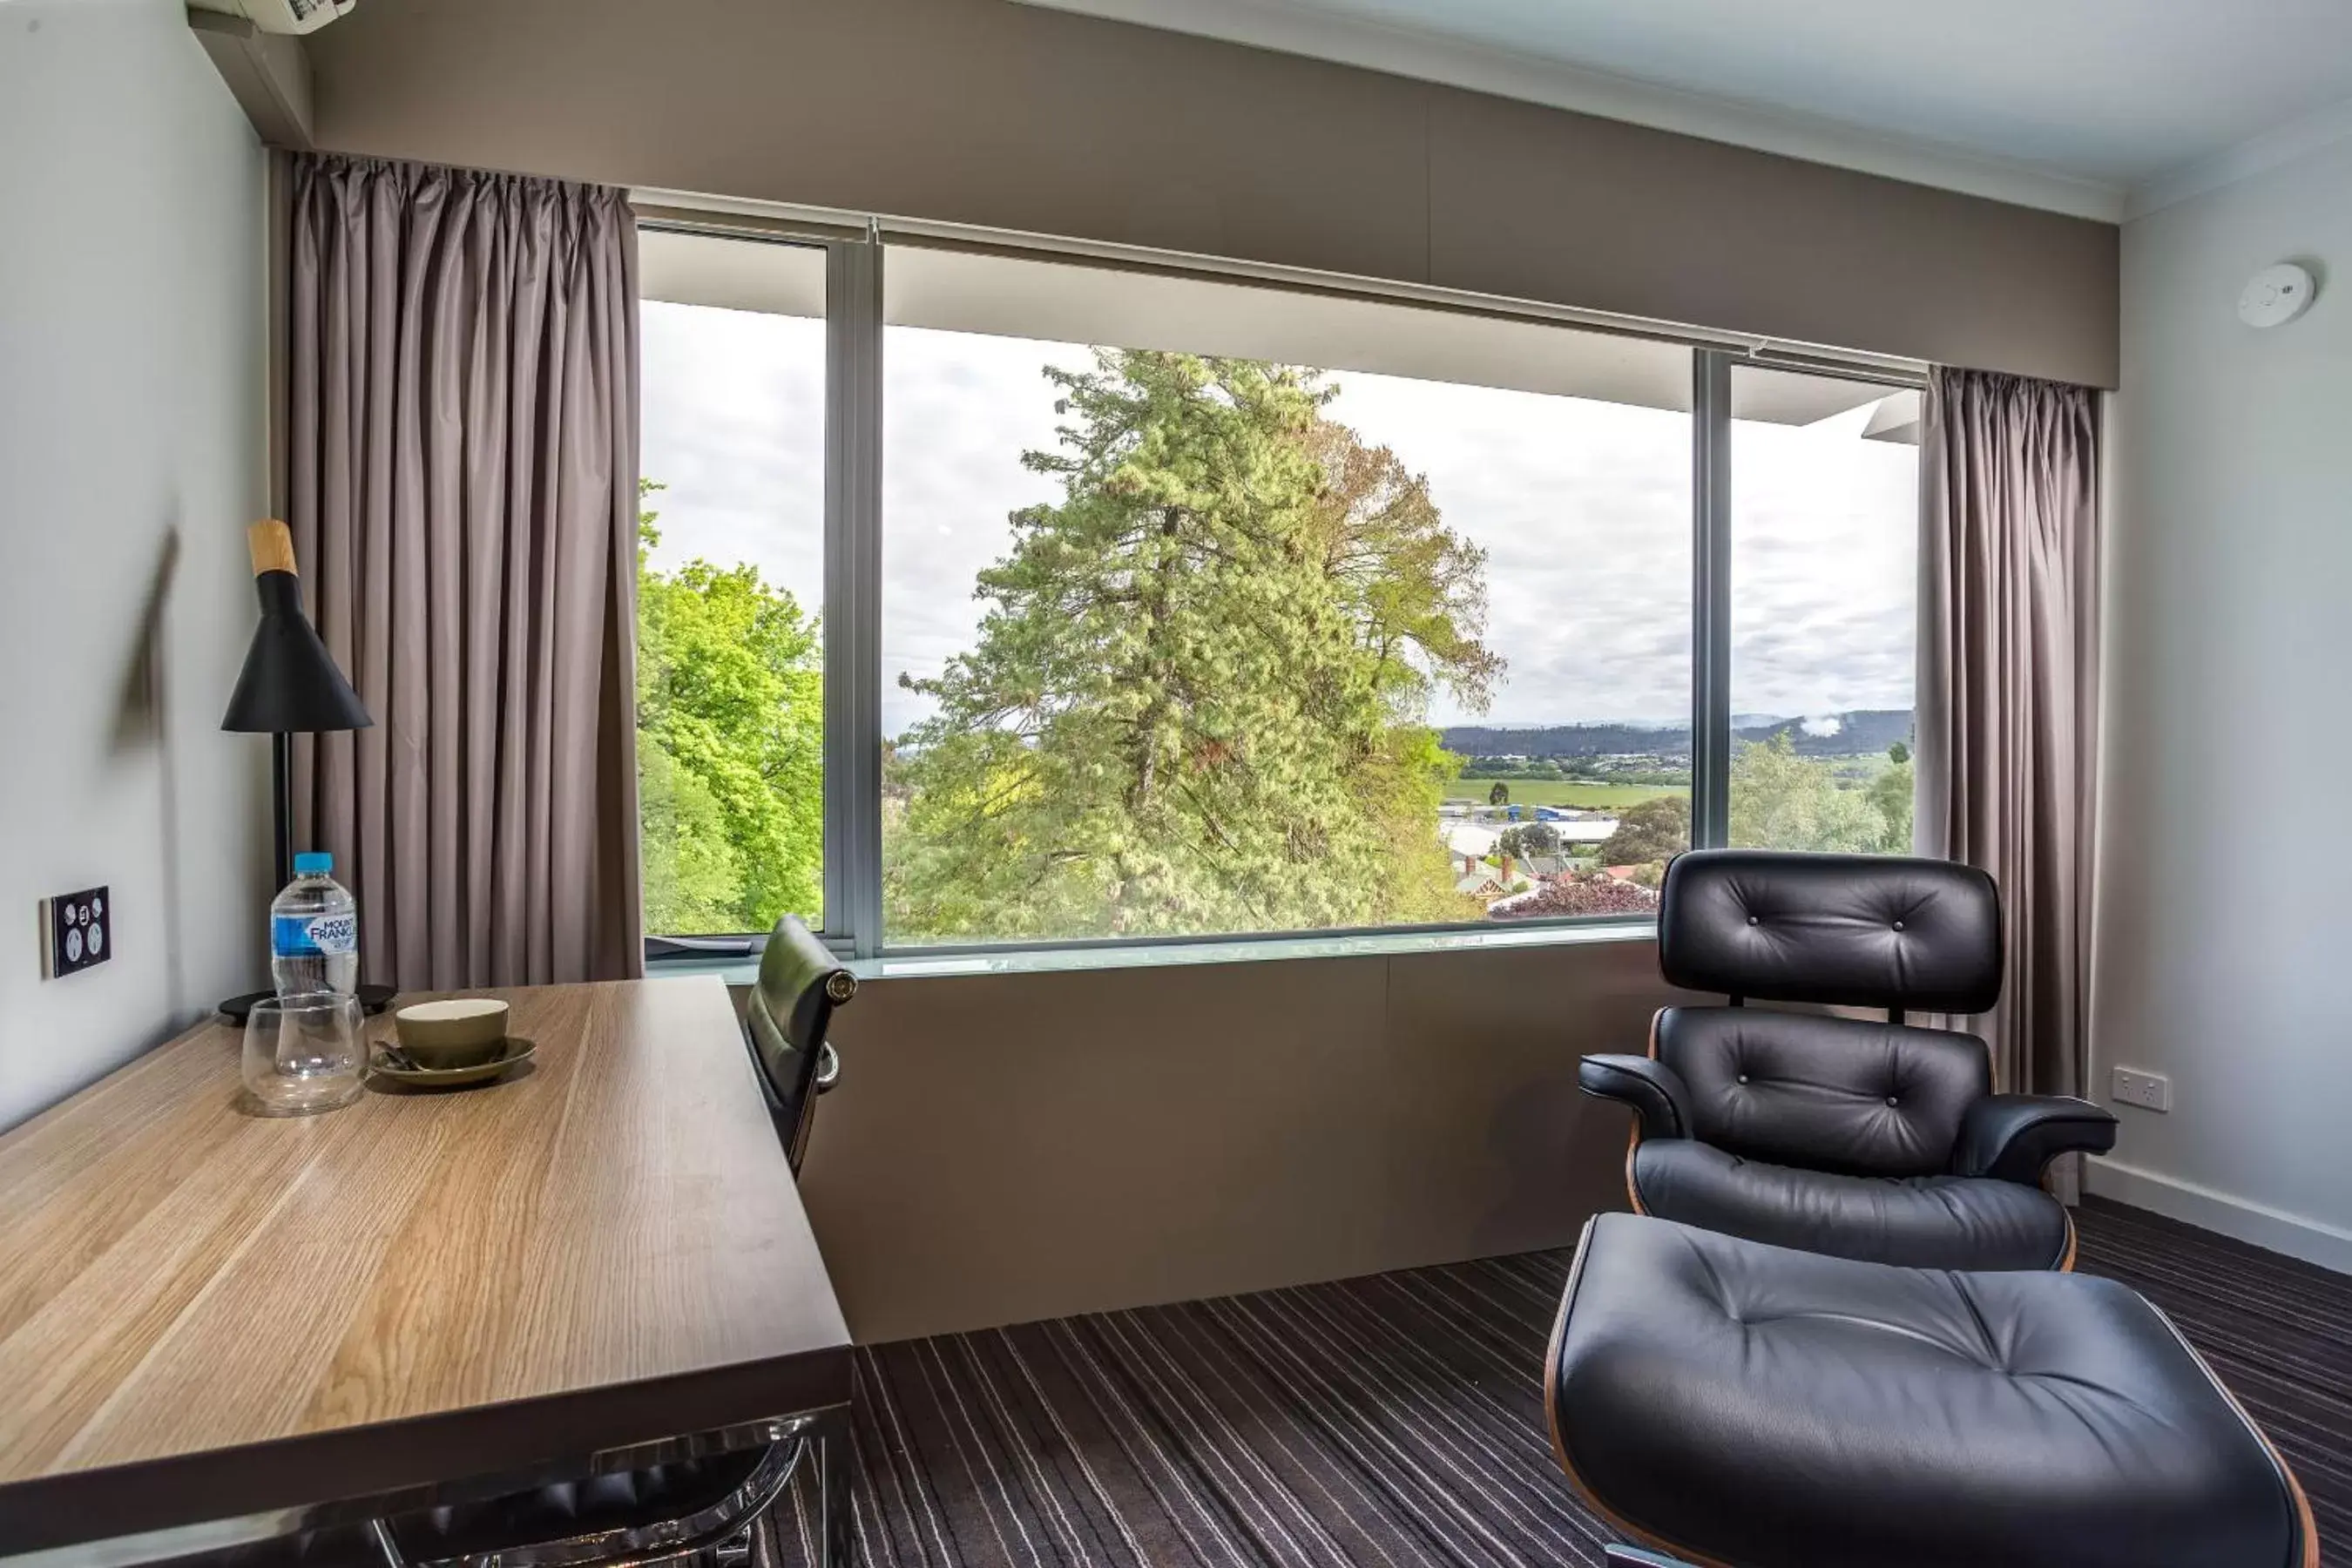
241, 993, 368, 1115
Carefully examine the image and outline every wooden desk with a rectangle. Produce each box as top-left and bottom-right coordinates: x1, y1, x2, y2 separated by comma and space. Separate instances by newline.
0, 978, 852, 1554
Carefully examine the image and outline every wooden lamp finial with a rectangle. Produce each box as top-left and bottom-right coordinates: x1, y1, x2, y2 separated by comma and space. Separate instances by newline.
247, 520, 299, 578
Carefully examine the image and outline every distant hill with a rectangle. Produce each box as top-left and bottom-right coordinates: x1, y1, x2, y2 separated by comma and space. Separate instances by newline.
1441, 710, 1913, 760
1442, 721, 1691, 759
1737, 709, 1914, 757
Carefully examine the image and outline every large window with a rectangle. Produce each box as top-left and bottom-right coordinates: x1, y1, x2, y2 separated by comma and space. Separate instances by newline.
632, 226, 1923, 957
635, 235, 828, 939
882, 250, 1691, 943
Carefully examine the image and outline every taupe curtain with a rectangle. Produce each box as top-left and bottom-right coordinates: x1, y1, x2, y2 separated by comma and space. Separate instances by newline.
1917, 368, 2101, 1200
284, 154, 643, 990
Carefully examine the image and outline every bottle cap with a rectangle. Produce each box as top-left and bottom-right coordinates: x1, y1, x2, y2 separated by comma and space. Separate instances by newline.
294, 852, 334, 876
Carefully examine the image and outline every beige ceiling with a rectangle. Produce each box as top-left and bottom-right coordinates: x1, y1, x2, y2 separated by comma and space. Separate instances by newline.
1014, 0, 2352, 220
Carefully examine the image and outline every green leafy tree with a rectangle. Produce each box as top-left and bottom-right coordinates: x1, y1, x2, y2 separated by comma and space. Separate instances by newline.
886, 349, 1498, 940
1869, 750, 1916, 852
1497, 821, 1563, 860
636, 479, 824, 934
1488, 781, 1511, 808
1597, 795, 1691, 866
1888, 740, 1910, 767
1729, 733, 1911, 854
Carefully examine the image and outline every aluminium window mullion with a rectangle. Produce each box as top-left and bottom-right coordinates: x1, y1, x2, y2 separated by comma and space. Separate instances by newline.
823, 239, 885, 958
1691, 350, 1734, 849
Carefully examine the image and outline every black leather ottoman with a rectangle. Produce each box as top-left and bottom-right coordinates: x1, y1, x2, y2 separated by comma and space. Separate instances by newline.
1547, 1213, 2318, 1568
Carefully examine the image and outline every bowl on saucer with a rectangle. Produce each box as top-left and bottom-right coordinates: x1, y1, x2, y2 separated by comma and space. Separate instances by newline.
391, 997, 510, 1070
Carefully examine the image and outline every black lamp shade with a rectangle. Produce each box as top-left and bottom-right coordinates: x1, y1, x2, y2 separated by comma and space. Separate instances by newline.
221, 571, 373, 734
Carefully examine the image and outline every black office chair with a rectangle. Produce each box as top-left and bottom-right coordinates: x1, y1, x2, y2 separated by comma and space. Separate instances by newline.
744, 915, 857, 1176
1578, 849, 2118, 1272
360, 917, 860, 1568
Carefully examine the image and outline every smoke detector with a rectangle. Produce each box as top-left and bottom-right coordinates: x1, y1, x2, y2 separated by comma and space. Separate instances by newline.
2238, 263, 2317, 329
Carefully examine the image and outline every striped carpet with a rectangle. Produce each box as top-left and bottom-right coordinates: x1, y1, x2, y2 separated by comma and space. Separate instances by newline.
778, 1198, 2350, 1567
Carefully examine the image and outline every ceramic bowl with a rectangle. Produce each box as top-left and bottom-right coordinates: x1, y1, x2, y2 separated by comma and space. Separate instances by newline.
392, 997, 510, 1069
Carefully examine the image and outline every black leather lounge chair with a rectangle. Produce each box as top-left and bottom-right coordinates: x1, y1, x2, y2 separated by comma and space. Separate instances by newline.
1579, 848, 2118, 1271
1550, 1213, 2321, 1568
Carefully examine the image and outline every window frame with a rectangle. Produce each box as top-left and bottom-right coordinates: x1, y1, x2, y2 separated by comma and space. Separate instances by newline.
634, 214, 1925, 966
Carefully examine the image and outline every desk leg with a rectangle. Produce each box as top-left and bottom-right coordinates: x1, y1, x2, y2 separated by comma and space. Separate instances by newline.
815, 1408, 855, 1568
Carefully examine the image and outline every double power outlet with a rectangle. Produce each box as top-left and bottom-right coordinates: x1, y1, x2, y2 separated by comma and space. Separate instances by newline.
39, 886, 112, 980
2110, 1064, 2172, 1113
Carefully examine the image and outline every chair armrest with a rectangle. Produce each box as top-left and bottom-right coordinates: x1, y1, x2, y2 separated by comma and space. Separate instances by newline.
1953, 1094, 2119, 1185
1578, 1054, 1694, 1141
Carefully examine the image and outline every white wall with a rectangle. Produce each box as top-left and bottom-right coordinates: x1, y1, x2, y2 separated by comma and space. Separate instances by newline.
0, 0, 270, 1127
2092, 136, 2352, 1270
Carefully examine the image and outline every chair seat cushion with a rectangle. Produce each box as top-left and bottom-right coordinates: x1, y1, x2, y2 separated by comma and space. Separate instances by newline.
1632, 1136, 2072, 1270
1550, 1214, 2310, 1568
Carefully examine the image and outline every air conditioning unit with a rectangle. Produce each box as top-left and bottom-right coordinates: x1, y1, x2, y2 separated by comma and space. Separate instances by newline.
187, 0, 356, 36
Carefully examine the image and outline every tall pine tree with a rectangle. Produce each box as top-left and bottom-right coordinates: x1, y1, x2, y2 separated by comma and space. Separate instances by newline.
886, 349, 1499, 940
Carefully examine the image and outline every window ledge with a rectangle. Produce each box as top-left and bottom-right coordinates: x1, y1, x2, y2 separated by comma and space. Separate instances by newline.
649, 918, 1654, 987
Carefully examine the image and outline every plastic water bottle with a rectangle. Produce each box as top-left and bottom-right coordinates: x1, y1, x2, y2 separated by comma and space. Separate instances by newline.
271, 851, 360, 998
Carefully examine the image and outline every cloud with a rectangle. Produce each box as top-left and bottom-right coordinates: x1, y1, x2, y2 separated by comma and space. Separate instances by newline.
1800, 714, 1843, 737
639, 303, 827, 609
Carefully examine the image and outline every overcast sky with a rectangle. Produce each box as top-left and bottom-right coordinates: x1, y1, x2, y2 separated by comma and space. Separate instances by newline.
641, 302, 1916, 740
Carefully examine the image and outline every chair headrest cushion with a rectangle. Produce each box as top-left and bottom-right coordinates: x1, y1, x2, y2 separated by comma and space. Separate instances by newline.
1658, 849, 2002, 1014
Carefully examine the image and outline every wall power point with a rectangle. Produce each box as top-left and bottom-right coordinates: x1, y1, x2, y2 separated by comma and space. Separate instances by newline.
2111, 1065, 2171, 1113
39, 886, 112, 980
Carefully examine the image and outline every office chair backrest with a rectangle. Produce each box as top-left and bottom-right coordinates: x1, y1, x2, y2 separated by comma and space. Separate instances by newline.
1658, 849, 2003, 1017
745, 915, 856, 1174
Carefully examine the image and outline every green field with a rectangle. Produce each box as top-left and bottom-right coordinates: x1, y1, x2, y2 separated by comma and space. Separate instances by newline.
1443, 780, 1685, 809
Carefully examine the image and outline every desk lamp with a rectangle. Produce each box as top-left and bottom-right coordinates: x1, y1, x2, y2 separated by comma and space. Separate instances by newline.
220, 520, 390, 1018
